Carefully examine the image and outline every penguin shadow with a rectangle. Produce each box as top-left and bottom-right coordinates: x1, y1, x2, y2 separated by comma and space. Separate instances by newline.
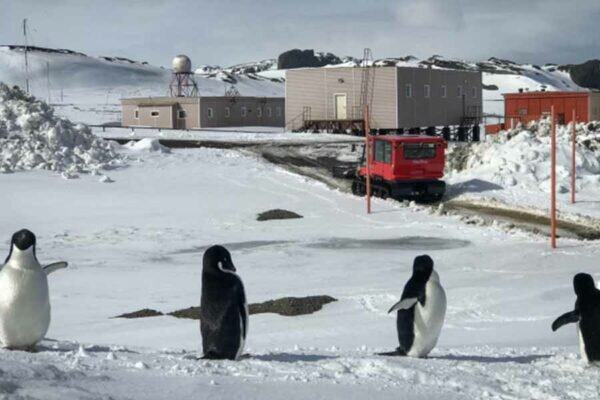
251, 352, 338, 363
431, 353, 553, 365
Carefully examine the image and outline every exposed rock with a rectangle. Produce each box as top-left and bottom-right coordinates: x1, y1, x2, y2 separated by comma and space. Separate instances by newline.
249, 295, 337, 316
278, 49, 342, 70
114, 309, 164, 319
257, 209, 303, 221
559, 59, 600, 90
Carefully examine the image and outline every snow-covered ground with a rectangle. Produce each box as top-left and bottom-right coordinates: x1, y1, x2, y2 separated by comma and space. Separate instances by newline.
2, 141, 600, 398
447, 122, 600, 224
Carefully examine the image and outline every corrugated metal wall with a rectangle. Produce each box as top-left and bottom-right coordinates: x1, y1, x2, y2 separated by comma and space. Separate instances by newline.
397, 68, 482, 127
504, 93, 589, 127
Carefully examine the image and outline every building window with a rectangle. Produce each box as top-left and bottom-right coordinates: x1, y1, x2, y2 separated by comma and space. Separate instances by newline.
266, 107, 272, 117
257, 107, 262, 118
151, 111, 160, 117
424, 84, 430, 98
441, 85, 447, 98
225, 107, 230, 118
472, 87, 477, 98
177, 109, 186, 119
405, 84, 412, 98
134, 109, 139, 119
373, 140, 392, 164
207, 108, 214, 118
241, 107, 247, 118
276, 107, 282, 117
458, 85, 463, 98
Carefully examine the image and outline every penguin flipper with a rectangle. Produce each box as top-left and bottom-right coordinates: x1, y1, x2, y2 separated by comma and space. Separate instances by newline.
43, 261, 68, 275
388, 298, 418, 313
552, 310, 580, 331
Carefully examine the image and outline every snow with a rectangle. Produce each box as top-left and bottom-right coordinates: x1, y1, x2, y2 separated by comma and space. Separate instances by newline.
447, 121, 600, 220
1, 140, 600, 398
0, 83, 123, 175
123, 138, 171, 153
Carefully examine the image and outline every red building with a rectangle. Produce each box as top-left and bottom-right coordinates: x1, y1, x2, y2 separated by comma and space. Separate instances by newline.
503, 91, 600, 129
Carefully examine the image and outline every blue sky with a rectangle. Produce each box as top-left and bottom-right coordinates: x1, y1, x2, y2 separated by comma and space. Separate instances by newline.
2, 0, 599, 68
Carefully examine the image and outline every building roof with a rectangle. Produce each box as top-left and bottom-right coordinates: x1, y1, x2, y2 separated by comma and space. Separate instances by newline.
503, 91, 590, 99
121, 96, 283, 105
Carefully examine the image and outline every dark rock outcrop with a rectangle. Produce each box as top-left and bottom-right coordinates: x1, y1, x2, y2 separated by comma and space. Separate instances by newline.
559, 60, 600, 90
278, 49, 342, 70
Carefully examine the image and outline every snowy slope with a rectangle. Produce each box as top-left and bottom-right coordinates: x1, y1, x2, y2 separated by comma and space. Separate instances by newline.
0, 46, 285, 125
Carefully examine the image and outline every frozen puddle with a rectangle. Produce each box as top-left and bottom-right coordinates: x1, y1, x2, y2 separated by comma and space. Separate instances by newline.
172, 240, 290, 254
305, 236, 471, 251
174, 237, 470, 255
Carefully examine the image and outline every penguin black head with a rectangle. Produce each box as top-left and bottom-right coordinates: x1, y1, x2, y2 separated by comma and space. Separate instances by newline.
574, 273, 596, 297
203, 245, 236, 275
11, 229, 36, 251
413, 255, 434, 281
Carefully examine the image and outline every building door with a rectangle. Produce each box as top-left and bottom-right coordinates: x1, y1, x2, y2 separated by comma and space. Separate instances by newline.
335, 94, 347, 120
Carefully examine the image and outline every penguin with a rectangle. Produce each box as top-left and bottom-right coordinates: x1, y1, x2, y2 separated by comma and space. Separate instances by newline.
0, 229, 67, 350
386, 255, 446, 358
200, 245, 248, 360
552, 273, 600, 363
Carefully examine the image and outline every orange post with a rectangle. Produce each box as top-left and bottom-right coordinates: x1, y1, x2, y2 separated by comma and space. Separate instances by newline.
571, 109, 577, 204
364, 105, 371, 214
550, 106, 557, 249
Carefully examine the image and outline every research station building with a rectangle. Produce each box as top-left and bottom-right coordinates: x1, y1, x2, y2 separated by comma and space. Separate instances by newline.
121, 96, 285, 129
503, 91, 600, 128
285, 66, 483, 133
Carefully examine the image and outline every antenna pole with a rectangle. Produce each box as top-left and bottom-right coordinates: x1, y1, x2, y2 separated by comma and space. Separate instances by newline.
46, 61, 51, 103
550, 106, 557, 249
23, 18, 30, 94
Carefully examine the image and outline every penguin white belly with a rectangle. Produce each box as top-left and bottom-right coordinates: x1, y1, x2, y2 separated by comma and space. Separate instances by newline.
235, 302, 249, 360
407, 280, 447, 358
0, 267, 50, 348
577, 323, 589, 363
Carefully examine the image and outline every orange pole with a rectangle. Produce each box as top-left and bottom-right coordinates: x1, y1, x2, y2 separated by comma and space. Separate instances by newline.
571, 109, 576, 204
551, 106, 557, 249
364, 105, 371, 214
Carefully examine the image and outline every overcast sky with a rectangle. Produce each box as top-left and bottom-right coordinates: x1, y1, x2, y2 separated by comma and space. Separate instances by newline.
2, 0, 599, 68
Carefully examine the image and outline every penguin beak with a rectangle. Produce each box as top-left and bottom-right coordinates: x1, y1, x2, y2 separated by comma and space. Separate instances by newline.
226, 260, 237, 272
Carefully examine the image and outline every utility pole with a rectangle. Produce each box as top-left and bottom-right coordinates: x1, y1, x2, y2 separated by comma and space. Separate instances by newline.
23, 18, 30, 94
46, 61, 51, 103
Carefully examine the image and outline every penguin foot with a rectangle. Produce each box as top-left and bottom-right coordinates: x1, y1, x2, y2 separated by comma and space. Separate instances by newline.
201, 352, 236, 361
376, 348, 407, 357
5, 345, 38, 353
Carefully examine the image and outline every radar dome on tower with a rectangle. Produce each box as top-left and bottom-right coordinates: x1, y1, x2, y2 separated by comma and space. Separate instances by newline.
172, 55, 193, 74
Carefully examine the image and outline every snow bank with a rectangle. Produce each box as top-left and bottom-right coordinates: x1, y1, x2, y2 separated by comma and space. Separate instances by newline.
123, 138, 171, 153
0, 83, 123, 175
448, 121, 600, 194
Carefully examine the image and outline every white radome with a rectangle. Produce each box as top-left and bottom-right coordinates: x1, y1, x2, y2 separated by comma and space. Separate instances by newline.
172, 55, 192, 74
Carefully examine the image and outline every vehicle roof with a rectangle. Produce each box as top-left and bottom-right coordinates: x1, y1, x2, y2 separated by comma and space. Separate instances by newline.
369, 135, 445, 143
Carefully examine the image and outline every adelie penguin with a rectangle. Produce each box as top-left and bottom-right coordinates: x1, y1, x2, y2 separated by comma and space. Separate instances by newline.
552, 273, 600, 363
0, 229, 68, 350
385, 255, 447, 358
200, 245, 248, 360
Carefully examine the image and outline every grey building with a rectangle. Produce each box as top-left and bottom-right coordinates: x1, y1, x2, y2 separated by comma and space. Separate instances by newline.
285, 66, 482, 132
121, 96, 285, 129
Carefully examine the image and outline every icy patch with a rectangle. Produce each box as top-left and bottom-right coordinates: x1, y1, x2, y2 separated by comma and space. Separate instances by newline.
123, 138, 171, 153
0, 83, 124, 175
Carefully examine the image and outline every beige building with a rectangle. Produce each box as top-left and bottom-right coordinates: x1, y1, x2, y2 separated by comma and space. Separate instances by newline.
121, 96, 285, 129
285, 66, 482, 131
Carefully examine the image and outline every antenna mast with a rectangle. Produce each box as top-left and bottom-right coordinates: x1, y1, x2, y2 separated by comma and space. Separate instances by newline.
23, 18, 30, 94
359, 48, 375, 121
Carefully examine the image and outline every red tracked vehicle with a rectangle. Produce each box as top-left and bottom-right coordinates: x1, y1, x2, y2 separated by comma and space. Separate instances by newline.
351, 135, 447, 202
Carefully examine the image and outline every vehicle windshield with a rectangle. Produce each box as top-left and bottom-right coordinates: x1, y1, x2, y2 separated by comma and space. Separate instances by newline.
403, 143, 437, 160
